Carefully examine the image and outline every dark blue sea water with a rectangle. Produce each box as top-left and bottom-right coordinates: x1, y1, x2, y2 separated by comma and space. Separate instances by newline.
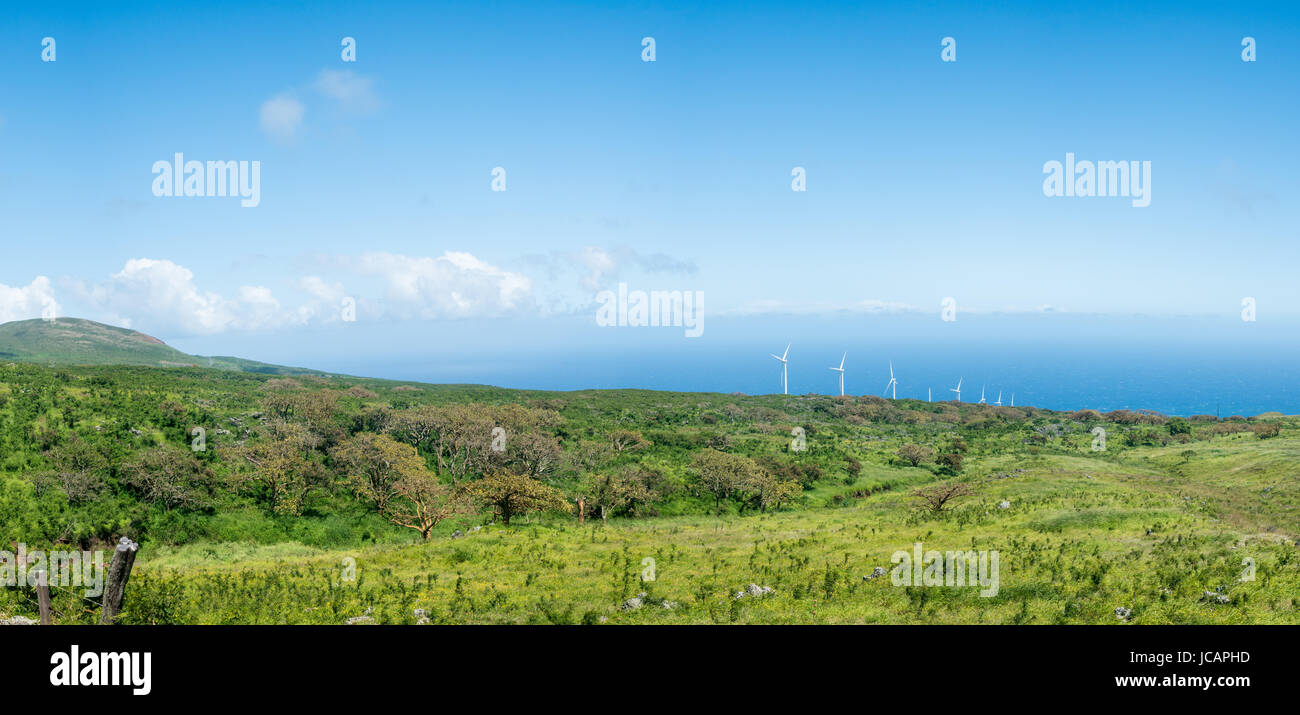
180, 313, 1300, 418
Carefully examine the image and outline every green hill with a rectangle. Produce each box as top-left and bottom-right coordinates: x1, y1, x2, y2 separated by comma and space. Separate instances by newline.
0, 317, 320, 375
0, 360, 1295, 624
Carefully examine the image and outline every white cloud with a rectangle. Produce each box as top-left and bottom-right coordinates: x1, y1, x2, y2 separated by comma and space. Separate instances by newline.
75, 258, 298, 336
259, 94, 305, 142
297, 276, 348, 303
38, 251, 538, 335
355, 251, 532, 319
561, 246, 697, 290
574, 247, 619, 290
313, 70, 379, 113
518, 246, 698, 314
257, 70, 379, 144
0, 276, 58, 322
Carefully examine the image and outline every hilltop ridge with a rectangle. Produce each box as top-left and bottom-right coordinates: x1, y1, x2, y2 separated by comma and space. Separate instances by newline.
0, 317, 320, 375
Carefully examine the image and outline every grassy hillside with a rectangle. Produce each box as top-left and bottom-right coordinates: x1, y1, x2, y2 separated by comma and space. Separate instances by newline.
0, 318, 320, 375
0, 361, 1295, 624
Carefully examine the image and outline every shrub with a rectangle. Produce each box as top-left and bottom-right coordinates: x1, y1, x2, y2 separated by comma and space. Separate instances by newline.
1251, 423, 1280, 440
896, 443, 935, 467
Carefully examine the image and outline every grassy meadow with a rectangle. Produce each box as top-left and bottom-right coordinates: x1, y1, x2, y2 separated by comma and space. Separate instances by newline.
0, 361, 1296, 624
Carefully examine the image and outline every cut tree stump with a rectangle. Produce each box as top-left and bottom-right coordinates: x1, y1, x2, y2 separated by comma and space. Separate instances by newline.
35, 570, 52, 625
99, 537, 139, 625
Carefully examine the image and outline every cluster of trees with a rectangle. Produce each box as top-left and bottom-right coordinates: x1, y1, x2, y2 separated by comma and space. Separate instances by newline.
232, 386, 579, 535
9, 363, 1288, 550
895, 438, 964, 474
690, 449, 800, 514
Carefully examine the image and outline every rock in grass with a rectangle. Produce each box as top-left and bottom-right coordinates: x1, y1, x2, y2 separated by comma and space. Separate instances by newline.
0, 616, 38, 626
863, 567, 887, 581
1114, 606, 1132, 620
736, 583, 775, 599
1202, 591, 1230, 604
621, 592, 648, 611
345, 615, 376, 625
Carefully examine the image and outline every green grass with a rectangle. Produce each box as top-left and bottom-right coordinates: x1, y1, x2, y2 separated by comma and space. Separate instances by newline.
0, 317, 319, 374
0, 358, 1297, 625
100, 446, 1298, 625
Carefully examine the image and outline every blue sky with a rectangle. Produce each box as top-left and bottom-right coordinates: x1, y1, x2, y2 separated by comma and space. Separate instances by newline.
1, 1, 1298, 391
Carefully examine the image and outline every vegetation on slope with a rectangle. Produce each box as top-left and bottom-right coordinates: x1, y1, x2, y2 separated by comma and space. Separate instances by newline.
0, 318, 319, 375
0, 361, 1295, 624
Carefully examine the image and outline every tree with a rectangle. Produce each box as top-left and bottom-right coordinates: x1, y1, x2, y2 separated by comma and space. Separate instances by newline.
120, 445, 216, 510
239, 435, 328, 515
294, 390, 340, 433
1167, 418, 1191, 436
503, 429, 562, 481
691, 448, 766, 512
910, 480, 978, 513
387, 405, 443, 456
261, 387, 339, 434
45, 434, 109, 504
384, 473, 467, 540
1251, 422, 1280, 439
408, 406, 495, 483
936, 452, 964, 474
609, 430, 650, 453
354, 405, 394, 434
567, 440, 614, 474
896, 443, 935, 467
736, 470, 801, 513
331, 433, 425, 513
582, 469, 656, 521
465, 471, 569, 525
347, 385, 379, 400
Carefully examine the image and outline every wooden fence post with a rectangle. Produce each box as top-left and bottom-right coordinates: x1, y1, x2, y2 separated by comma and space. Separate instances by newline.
99, 537, 139, 625
35, 569, 52, 625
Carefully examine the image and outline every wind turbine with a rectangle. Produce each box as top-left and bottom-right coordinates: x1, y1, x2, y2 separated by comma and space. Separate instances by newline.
883, 361, 898, 399
928, 387, 932, 402
995, 390, 1002, 407
979, 385, 987, 404
771, 343, 790, 395
829, 353, 845, 396
1011, 393, 1015, 407
950, 377, 962, 403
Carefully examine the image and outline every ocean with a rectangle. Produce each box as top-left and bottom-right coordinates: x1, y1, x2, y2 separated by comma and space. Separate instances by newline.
241, 313, 1300, 418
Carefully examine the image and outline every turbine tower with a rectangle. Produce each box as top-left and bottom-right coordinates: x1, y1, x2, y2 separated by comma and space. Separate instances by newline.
978, 385, 987, 404
995, 390, 1002, 407
829, 353, 845, 397
928, 387, 932, 402
883, 361, 898, 399
950, 377, 962, 403
771, 343, 790, 395
1011, 392, 1015, 407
